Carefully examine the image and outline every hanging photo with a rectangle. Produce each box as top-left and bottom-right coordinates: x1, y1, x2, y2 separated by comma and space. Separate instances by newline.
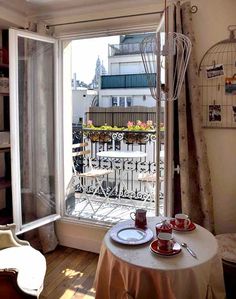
232, 106, 236, 122
209, 104, 221, 122
206, 64, 224, 79
225, 75, 236, 95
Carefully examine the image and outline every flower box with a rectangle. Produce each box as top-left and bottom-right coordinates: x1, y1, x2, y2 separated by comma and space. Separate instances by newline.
83, 120, 161, 144
123, 132, 151, 144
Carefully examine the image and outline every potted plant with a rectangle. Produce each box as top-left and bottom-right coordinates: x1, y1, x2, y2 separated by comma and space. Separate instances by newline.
83, 121, 118, 143
83, 120, 163, 144
124, 120, 155, 144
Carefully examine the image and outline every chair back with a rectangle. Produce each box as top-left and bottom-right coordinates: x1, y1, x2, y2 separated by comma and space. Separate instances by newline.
72, 142, 91, 173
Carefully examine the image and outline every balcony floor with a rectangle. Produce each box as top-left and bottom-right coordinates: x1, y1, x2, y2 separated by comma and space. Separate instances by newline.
66, 192, 163, 225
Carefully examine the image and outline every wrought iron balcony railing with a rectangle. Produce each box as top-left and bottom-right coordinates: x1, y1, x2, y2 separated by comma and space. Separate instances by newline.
65, 126, 164, 222
71, 126, 163, 189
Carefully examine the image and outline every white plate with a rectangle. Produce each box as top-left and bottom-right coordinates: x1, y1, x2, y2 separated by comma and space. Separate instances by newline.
110, 223, 153, 245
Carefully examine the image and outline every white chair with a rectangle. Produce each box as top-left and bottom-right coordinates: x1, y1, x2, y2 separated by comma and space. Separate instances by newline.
68, 142, 113, 216
138, 173, 164, 207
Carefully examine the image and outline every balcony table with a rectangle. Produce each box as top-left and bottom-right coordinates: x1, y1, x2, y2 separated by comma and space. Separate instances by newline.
97, 150, 147, 160
94, 216, 226, 299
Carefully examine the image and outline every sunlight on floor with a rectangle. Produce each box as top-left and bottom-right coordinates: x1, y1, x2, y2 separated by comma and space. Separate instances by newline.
62, 268, 83, 278
68, 193, 160, 224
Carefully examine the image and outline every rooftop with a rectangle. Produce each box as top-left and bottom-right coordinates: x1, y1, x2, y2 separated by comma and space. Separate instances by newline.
120, 33, 155, 44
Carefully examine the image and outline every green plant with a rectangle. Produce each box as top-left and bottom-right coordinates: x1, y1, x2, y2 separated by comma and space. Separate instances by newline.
83, 120, 125, 131
83, 120, 163, 131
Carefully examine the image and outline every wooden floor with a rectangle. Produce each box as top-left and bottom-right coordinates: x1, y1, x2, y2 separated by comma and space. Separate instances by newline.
40, 246, 99, 299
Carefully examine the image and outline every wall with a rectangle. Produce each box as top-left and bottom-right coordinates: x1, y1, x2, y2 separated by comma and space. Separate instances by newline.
72, 89, 97, 124
99, 95, 154, 107
99, 88, 156, 107
56, 220, 107, 254
109, 55, 145, 75
192, 0, 236, 233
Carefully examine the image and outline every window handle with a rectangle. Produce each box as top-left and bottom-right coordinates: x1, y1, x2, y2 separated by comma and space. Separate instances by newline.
174, 164, 180, 174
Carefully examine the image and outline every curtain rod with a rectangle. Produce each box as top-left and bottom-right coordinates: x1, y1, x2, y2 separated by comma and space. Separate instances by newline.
45, 10, 164, 29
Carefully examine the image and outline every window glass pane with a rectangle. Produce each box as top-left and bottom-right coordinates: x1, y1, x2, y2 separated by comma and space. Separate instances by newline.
18, 36, 56, 225
127, 97, 132, 107
120, 97, 125, 107
112, 96, 118, 106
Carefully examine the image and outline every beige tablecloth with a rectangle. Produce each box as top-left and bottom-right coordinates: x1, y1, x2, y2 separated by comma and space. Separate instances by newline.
95, 217, 226, 299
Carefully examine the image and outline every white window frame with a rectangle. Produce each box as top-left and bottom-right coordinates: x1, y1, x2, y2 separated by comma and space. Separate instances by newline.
60, 28, 174, 221
111, 96, 133, 107
9, 29, 63, 234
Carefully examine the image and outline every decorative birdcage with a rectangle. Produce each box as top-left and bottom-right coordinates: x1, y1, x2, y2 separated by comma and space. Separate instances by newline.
199, 25, 236, 128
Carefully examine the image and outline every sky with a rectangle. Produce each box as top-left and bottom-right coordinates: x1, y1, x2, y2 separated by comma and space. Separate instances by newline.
71, 36, 120, 85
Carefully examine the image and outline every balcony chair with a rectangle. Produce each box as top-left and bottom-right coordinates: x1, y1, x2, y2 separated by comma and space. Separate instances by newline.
215, 233, 236, 299
0, 223, 46, 299
68, 142, 113, 216
138, 173, 164, 207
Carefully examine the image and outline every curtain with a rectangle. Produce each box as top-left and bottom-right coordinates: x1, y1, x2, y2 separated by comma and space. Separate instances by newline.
172, 2, 215, 232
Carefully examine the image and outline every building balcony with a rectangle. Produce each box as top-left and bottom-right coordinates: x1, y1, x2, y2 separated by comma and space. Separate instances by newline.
65, 127, 164, 224
108, 42, 154, 56
101, 73, 156, 89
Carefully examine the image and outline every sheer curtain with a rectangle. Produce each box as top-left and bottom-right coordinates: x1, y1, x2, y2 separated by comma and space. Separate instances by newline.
171, 1, 215, 232
18, 36, 58, 252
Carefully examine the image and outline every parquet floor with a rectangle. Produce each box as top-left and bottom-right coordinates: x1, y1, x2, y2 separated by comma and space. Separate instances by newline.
40, 246, 98, 299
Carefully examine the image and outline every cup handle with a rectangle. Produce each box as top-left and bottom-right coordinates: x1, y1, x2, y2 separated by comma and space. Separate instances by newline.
186, 219, 191, 228
130, 212, 136, 221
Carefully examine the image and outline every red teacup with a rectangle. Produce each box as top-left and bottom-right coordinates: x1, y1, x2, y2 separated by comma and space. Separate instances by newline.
157, 232, 174, 252
156, 219, 173, 236
175, 213, 191, 230
130, 209, 147, 229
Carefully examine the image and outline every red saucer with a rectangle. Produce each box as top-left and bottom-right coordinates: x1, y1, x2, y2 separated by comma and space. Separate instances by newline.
170, 219, 196, 232
150, 239, 181, 256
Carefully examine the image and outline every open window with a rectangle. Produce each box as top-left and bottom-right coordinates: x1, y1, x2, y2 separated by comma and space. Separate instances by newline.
8, 26, 173, 232
9, 29, 62, 233
63, 32, 168, 223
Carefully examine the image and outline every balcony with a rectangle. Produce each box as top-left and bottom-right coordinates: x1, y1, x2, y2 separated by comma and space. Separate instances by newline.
108, 42, 154, 56
101, 73, 156, 89
65, 126, 164, 224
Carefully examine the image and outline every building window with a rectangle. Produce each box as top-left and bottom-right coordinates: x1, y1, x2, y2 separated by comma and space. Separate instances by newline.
112, 96, 118, 106
127, 97, 132, 107
111, 96, 133, 107
120, 97, 125, 107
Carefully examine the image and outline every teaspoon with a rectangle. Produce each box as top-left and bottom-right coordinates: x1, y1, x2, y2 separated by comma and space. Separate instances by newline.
181, 242, 197, 259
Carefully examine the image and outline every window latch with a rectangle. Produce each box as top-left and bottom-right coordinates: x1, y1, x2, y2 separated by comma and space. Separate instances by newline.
174, 164, 180, 174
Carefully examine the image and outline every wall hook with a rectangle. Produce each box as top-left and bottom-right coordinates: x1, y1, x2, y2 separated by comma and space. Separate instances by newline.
190, 5, 198, 14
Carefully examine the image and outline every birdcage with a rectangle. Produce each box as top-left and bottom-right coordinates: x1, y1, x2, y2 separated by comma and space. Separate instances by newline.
199, 25, 236, 128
